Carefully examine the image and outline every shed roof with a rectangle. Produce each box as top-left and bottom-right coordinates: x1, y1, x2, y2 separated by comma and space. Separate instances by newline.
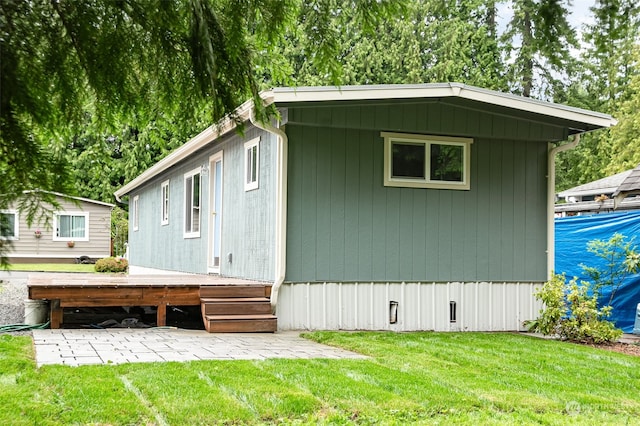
557, 169, 633, 199
115, 83, 617, 200
613, 164, 640, 197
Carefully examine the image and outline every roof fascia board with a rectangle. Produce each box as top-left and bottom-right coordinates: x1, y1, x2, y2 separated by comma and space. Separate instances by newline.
272, 84, 456, 103
115, 84, 616, 199
23, 190, 114, 208
273, 83, 616, 128
114, 98, 263, 200
456, 87, 616, 129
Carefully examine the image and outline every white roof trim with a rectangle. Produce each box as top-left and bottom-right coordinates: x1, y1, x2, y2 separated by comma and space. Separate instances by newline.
115, 98, 259, 200
23, 190, 114, 208
272, 83, 617, 128
115, 83, 616, 199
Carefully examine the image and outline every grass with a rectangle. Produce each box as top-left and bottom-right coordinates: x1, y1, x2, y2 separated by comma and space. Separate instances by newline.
4, 263, 96, 273
1, 332, 639, 425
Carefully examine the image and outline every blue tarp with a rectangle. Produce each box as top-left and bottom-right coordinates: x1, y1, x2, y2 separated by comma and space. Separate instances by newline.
555, 210, 640, 332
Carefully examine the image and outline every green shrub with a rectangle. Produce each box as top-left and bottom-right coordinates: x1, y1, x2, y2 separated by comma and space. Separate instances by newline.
526, 273, 622, 344
582, 233, 640, 305
94, 257, 128, 273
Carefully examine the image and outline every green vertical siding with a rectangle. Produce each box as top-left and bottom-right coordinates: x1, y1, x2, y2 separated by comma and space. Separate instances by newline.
285, 102, 551, 283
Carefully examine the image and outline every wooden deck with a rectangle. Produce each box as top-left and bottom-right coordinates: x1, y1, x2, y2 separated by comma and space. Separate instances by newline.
28, 274, 273, 330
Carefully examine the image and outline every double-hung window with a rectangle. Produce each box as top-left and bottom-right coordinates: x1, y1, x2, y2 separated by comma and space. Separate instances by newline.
161, 180, 170, 225
184, 167, 201, 238
382, 132, 472, 190
244, 137, 260, 191
54, 212, 89, 241
0, 210, 18, 240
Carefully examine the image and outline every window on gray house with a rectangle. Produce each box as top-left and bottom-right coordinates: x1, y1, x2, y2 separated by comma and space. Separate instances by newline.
184, 168, 201, 237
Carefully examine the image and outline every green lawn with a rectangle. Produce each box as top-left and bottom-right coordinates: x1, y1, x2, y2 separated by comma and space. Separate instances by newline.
1, 332, 639, 425
5, 263, 96, 273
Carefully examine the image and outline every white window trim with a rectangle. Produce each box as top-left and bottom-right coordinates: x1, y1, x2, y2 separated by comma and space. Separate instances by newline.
53, 211, 90, 242
0, 210, 19, 240
132, 195, 140, 232
244, 137, 260, 191
161, 180, 170, 226
382, 132, 473, 190
184, 167, 202, 238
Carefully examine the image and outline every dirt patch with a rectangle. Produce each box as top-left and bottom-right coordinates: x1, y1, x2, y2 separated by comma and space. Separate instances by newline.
590, 342, 640, 357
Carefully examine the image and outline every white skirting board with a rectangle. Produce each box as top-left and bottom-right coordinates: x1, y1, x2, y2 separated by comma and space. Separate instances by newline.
276, 281, 544, 332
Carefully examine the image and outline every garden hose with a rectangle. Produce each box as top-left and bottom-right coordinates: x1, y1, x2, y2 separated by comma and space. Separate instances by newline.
0, 321, 50, 332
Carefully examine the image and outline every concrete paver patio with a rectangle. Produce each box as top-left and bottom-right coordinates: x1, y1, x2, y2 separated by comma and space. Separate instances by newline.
32, 328, 367, 367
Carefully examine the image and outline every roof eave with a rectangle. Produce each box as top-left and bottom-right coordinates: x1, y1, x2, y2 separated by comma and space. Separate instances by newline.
115, 84, 616, 200
114, 96, 270, 200
23, 190, 115, 208
272, 83, 616, 129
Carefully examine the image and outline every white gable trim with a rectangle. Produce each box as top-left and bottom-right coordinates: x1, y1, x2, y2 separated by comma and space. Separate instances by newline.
23, 190, 114, 208
271, 83, 616, 129
115, 98, 258, 202
115, 83, 616, 200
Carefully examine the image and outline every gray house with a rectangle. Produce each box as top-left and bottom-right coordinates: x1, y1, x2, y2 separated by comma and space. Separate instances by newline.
115, 83, 615, 332
1, 191, 113, 263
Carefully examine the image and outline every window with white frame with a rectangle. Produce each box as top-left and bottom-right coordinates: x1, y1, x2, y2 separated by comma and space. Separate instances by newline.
184, 167, 201, 238
54, 212, 89, 241
0, 210, 18, 240
161, 180, 170, 225
244, 137, 260, 191
132, 195, 140, 231
382, 132, 473, 190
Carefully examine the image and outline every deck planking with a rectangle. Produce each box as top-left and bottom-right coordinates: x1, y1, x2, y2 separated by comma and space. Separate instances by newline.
28, 274, 268, 329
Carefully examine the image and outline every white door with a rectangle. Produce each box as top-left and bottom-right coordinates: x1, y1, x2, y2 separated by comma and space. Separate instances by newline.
209, 152, 223, 273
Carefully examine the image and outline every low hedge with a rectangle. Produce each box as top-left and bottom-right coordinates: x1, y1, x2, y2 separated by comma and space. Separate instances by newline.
94, 257, 128, 273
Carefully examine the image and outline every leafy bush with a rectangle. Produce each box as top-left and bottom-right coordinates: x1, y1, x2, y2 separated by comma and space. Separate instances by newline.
582, 233, 640, 305
526, 274, 622, 344
94, 257, 128, 273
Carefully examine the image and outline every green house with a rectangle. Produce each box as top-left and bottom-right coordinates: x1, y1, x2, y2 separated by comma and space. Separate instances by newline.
115, 83, 615, 331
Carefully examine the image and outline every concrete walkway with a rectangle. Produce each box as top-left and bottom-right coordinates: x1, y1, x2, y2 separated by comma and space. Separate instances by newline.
32, 328, 367, 367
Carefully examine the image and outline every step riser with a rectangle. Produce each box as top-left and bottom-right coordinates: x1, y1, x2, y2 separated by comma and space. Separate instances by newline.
199, 285, 276, 333
200, 286, 270, 298
204, 319, 277, 333
203, 302, 271, 316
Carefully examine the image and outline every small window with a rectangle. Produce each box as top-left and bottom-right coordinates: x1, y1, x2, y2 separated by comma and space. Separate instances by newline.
244, 137, 260, 191
0, 210, 18, 240
382, 132, 472, 190
161, 180, 170, 225
132, 195, 140, 231
184, 167, 201, 238
54, 212, 89, 241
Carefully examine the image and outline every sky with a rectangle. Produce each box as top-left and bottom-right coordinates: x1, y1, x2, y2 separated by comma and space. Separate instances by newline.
571, 0, 597, 32
499, 0, 596, 34
498, 0, 597, 53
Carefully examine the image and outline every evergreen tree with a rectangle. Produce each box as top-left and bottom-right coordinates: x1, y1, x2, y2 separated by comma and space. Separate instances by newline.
0, 0, 399, 264
555, 1, 640, 189
503, 0, 576, 99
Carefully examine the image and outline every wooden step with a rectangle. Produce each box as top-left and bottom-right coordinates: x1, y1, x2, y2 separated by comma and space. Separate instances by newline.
203, 314, 277, 333
201, 298, 272, 316
199, 285, 271, 298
